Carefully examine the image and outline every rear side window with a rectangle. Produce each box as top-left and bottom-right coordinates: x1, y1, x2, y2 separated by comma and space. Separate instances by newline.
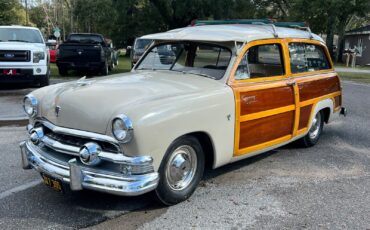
235, 43, 284, 80
289, 43, 331, 73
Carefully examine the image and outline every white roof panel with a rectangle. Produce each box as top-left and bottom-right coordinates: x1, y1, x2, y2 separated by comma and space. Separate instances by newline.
142, 24, 324, 43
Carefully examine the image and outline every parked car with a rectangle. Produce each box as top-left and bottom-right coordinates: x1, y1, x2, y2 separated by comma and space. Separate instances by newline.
56, 33, 113, 76
46, 41, 57, 63
20, 21, 346, 205
0, 26, 49, 87
130, 37, 152, 67
105, 38, 119, 68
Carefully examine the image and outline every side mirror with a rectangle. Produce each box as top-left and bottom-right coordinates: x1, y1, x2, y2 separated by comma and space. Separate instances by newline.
127, 46, 132, 50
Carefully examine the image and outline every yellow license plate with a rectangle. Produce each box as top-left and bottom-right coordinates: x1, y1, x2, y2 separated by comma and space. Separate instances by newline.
41, 173, 64, 192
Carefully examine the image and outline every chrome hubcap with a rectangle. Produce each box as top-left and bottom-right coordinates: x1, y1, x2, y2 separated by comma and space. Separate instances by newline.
166, 145, 197, 191
309, 113, 321, 139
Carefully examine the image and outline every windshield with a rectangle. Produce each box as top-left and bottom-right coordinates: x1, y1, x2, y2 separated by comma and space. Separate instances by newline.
136, 42, 232, 80
0, 28, 43, 43
134, 39, 152, 50
67, 34, 104, 44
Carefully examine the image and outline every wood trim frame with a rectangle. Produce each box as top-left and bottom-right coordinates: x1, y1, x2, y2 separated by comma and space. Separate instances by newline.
228, 38, 342, 157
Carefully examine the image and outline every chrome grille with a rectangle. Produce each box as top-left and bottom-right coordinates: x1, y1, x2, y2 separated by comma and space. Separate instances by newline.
30, 120, 155, 175
41, 123, 120, 153
0, 50, 30, 62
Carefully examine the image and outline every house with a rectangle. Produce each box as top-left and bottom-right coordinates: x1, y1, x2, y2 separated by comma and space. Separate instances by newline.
344, 25, 370, 66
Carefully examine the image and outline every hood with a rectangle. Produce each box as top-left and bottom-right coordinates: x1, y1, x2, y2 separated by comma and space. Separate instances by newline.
0, 42, 45, 51
38, 71, 224, 134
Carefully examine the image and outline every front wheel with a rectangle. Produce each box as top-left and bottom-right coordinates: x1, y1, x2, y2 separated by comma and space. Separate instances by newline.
38, 75, 50, 87
297, 110, 324, 147
155, 136, 205, 205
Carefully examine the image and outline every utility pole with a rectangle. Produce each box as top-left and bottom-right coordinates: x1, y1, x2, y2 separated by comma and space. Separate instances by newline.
25, 0, 29, 25
60, 0, 65, 41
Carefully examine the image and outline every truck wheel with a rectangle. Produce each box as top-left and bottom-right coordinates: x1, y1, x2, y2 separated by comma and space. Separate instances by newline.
58, 67, 68, 76
39, 75, 50, 87
155, 136, 205, 205
101, 62, 109, 76
297, 110, 324, 147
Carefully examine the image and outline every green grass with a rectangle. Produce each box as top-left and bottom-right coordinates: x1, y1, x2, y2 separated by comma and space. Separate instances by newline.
50, 56, 132, 79
335, 63, 370, 70
338, 72, 370, 84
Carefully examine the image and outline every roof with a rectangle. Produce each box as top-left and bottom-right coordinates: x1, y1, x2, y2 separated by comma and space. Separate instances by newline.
141, 24, 323, 43
345, 25, 370, 35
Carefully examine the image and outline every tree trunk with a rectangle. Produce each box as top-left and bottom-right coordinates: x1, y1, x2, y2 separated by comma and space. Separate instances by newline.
325, 13, 336, 60
336, 16, 352, 63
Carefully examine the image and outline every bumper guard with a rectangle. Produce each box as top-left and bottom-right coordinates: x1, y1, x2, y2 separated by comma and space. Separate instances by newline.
19, 141, 159, 196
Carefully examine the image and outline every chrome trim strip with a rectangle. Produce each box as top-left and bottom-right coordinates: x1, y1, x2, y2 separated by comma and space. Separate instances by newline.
39, 119, 120, 146
41, 135, 80, 156
40, 135, 153, 166
20, 141, 159, 196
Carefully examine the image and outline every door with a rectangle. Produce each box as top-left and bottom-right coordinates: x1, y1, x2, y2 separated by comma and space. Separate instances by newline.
229, 40, 299, 156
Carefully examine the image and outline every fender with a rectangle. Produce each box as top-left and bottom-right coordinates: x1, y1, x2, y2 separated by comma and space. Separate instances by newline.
308, 98, 334, 128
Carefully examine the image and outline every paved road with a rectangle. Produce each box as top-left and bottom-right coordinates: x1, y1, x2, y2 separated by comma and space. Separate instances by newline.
0, 81, 369, 229
0, 79, 74, 121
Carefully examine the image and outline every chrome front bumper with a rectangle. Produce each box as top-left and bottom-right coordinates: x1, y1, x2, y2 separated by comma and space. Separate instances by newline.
20, 141, 159, 196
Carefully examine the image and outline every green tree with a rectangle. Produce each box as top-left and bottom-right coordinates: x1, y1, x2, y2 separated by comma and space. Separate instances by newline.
29, 6, 47, 29
0, 0, 26, 25
73, 0, 117, 37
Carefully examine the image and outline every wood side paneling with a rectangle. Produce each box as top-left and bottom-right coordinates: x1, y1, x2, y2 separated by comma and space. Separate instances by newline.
299, 105, 313, 130
298, 76, 340, 102
240, 86, 294, 115
239, 111, 294, 149
334, 95, 341, 108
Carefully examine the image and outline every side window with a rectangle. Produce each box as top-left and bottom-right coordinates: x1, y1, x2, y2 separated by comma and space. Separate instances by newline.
289, 43, 331, 73
235, 43, 284, 80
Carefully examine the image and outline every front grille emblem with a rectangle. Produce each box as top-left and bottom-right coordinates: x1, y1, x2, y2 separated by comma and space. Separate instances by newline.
4, 53, 15, 58
55, 106, 61, 117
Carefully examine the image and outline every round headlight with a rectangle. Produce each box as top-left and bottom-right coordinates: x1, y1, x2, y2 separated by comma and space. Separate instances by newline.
112, 114, 133, 143
23, 95, 38, 117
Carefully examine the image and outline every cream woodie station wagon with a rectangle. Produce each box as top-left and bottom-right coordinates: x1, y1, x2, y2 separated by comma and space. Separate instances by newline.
20, 20, 346, 205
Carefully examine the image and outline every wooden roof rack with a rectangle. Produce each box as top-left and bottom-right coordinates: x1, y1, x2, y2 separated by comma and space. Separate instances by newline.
191, 19, 311, 39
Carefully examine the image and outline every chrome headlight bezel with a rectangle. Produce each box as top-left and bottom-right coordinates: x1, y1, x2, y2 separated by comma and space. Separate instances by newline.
23, 95, 38, 118
33, 51, 45, 63
112, 114, 134, 143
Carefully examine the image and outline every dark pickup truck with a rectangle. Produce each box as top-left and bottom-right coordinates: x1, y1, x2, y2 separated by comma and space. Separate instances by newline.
56, 33, 113, 76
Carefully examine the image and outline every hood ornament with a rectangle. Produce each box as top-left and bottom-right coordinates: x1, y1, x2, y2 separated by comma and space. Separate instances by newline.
55, 106, 61, 117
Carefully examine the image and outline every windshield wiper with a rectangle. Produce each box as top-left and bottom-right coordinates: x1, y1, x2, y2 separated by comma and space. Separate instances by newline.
8, 39, 30, 43
179, 70, 216, 80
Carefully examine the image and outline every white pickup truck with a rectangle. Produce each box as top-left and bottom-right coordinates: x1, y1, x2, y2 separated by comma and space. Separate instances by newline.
0, 26, 49, 87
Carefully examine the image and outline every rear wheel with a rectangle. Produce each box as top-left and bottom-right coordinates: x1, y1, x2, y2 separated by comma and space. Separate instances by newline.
114, 56, 119, 66
297, 110, 324, 147
101, 61, 109, 76
155, 136, 205, 205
